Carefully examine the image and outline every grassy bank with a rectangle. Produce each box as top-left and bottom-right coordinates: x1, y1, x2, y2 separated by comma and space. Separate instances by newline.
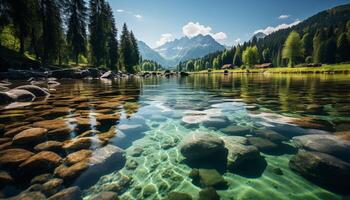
192, 64, 350, 74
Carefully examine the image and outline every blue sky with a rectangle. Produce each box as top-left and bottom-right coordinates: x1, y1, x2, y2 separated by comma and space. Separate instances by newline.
107, 0, 350, 48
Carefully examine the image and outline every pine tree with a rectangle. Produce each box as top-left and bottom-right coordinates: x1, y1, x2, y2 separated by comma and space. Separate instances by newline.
337, 33, 350, 62
105, 3, 118, 70
129, 31, 140, 67
119, 23, 132, 72
67, 0, 87, 65
40, 0, 63, 64
89, 0, 108, 66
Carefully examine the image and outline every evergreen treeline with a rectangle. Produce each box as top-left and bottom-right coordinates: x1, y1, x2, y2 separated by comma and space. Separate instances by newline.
0, 0, 140, 73
139, 60, 164, 72
178, 4, 350, 71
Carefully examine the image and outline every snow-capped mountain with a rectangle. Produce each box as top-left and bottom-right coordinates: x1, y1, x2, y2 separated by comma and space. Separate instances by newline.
138, 34, 225, 68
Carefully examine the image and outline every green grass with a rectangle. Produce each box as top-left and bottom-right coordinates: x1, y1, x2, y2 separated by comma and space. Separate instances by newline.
192, 64, 350, 74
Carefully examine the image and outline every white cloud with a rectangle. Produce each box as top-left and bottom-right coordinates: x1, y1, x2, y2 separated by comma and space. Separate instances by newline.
182, 22, 227, 41
278, 15, 290, 19
254, 20, 301, 35
182, 22, 212, 37
134, 14, 143, 19
212, 32, 227, 40
116, 9, 124, 13
156, 33, 173, 47
234, 38, 241, 43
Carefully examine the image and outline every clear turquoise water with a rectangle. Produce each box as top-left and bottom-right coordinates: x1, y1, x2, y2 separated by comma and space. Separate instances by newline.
1, 74, 350, 199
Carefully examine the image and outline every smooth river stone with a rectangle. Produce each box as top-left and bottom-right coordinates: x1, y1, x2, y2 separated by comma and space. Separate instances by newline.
293, 134, 350, 162
13, 128, 48, 145
0, 148, 34, 166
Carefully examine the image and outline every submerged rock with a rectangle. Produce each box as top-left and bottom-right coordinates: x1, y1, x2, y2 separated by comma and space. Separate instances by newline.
65, 149, 92, 165
247, 137, 278, 152
189, 168, 227, 189
142, 184, 156, 198
0, 170, 14, 185
62, 137, 103, 151
47, 186, 82, 200
16, 85, 49, 97
8, 191, 46, 200
19, 151, 62, 171
198, 188, 220, 200
289, 151, 350, 193
220, 125, 251, 136
180, 133, 226, 161
31, 173, 53, 184
42, 178, 64, 196
34, 141, 63, 152
254, 129, 287, 143
12, 128, 48, 145
293, 134, 350, 162
90, 191, 119, 200
0, 148, 34, 166
6, 89, 35, 102
166, 192, 192, 200
33, 119, 69, 130
223, 137, 262, 170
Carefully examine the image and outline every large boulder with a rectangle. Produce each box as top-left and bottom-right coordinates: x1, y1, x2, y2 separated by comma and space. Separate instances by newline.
0, 148, 34, 166
13, 128, 48, 145
180, 133, 226, 160
289, 151, 350, 193
6, 89, 35, 102
222, 136, 262, 170
292, 134, 350, 162
220, 125, 251, 136
16, 85, 49, 97
8, 191, 46, 200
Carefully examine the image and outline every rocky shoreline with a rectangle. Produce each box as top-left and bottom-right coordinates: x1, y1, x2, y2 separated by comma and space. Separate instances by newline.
0, 68, 189, 80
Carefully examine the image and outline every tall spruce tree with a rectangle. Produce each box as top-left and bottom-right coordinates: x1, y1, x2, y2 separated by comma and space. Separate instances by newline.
67, 0, 87, 65
89, 0, 108, 66
105, 4, 118, 70
129, 31, 140, 67
119, 23, 132, 72
40, 0, 63, 64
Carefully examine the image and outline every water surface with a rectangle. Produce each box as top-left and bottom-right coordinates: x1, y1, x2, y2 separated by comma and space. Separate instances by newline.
1, 74, 350, 200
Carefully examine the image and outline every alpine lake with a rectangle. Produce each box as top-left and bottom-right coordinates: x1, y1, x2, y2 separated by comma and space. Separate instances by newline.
0, 73, 350, 200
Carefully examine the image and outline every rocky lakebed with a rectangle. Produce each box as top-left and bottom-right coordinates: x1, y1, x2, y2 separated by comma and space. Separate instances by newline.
0, 74, 349, 200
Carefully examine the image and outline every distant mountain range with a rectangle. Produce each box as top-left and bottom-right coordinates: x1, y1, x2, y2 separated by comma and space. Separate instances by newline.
138, 34, 225, 68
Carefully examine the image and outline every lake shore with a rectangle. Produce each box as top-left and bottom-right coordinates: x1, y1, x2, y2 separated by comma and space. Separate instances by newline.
191, 64, 350, 74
